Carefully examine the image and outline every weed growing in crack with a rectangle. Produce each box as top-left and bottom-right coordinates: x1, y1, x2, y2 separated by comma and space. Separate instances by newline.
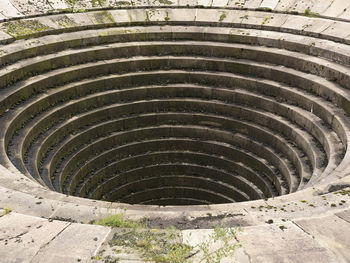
3, 207, 12, 215
93, 213, 142, 228
195, 225, 241, 263
93, 214, 241, 262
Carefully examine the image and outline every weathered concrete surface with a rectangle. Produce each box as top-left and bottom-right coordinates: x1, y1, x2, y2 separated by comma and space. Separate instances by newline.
96, 216, 350, 263
260, 0, 280, 10
236, 222, 342, 263
336, 209, 350, 222
0, 212, 110, 263
0, 213, 70, 262
31, 223, 110, 263
0, 0, 349, 21
295, 215, 350, 262
0, 0, 23, 18
1, 210, 349, 262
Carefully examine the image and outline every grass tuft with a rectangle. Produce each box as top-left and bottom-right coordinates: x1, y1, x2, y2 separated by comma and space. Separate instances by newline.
3, 207, 12, 215
93, 214, 142, 228
304, 8, 319, 17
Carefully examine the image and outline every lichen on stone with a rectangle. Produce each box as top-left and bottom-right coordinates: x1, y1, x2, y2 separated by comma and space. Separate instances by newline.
53, 16, 78, 28
89, 11, 115, 24
3, 20, 52, 38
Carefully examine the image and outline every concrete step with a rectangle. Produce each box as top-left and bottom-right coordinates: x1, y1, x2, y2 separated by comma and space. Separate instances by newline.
0, 212, 110, 263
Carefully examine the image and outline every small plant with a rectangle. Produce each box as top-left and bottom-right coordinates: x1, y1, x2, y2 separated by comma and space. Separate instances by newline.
196, 225, 241, 263
261, 16, 271, 25
334, 188, 350, 196
3, 207, 12, 215
93, 213, 142, 228
240, 14, 249, 23
145, 10, 150, 22
164, 11, 170, 22
304, 8, 311, 16
304, 8, 319, 17
302, 24, 311, 31
219, 12, 227, 22
154, 241, 193, 263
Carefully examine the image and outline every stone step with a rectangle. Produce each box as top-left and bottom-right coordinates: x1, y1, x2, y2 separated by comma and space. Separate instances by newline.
53, 123, 293, 196
73, 138, 279, 198
84, 151, 266, 200
0, 212, 110, 263
50, 109, 304, 192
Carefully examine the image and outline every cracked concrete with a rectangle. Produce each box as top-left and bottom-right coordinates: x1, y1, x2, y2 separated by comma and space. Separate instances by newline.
0, 212, 110, 263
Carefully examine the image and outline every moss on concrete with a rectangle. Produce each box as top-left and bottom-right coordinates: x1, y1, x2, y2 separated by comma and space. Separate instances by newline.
90, 11, 115, 24
3, 20, 52, 39
55, 16, 78, 28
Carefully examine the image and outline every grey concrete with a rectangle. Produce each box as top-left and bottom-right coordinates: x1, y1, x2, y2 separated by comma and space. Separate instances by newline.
336, 209, 350, 223
295, 215, 350, 262
260, 0, 280, 10
0, 212, 70, 262
31, 222, 110, 263
237, 222, 340, 263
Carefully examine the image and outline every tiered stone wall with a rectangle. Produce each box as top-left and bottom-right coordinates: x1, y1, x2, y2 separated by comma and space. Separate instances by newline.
0, 0, 349, 262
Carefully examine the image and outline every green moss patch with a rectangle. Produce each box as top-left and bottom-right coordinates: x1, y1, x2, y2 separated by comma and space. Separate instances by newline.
3, 207, 12, 215
89, 11, 115, 24
158, 0, 174, 4
54, 16, 78, 28
3, 20, 52, 38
